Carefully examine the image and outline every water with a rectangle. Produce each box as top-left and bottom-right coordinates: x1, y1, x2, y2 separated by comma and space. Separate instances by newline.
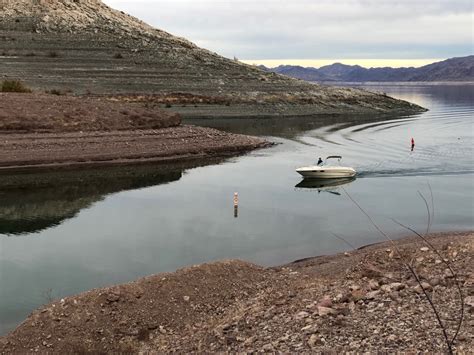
1, 84, 473, 335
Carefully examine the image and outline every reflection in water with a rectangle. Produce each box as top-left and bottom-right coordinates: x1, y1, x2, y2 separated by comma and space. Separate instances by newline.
295, 177, 356, 195
0, 164, 190, 236
184, 113, 411, 139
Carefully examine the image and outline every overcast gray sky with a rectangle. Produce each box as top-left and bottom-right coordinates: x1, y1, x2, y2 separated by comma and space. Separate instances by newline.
103, 0, 473, 67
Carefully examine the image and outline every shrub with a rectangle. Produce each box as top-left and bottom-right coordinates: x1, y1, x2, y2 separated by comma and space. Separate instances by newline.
1, 80, 32, 93
46, 89, 63, 95
114, 53, 123, 59
47, 51, 59, 58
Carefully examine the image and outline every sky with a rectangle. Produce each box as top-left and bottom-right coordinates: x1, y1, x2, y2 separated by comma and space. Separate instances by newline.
103, 0, 473, 68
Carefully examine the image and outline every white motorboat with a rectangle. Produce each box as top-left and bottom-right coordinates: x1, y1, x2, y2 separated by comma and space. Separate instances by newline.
296, 156, 356, 179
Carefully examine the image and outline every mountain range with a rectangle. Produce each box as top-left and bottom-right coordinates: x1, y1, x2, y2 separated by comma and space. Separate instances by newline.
262, 56, 474, 82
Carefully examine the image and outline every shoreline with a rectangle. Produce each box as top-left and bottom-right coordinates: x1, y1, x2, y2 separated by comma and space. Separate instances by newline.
0, 93, 273, 173
0, 125, 270, 173
1, 231, 472, 353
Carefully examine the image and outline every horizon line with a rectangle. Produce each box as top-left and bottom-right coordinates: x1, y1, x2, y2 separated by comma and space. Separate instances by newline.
241, 58, 447, 69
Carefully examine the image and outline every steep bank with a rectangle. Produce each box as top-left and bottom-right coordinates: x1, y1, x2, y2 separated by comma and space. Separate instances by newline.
0, 0, 425, 116
1, 231, 472, 353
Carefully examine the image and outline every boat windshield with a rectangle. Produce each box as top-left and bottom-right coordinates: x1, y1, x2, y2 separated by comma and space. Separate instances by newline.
324, 156, 342, 165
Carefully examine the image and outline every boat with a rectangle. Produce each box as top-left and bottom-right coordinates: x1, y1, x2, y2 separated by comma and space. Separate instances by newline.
296, 156, 356, 179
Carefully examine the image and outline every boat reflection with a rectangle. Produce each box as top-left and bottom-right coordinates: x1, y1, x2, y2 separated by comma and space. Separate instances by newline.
295, 177, 356, 195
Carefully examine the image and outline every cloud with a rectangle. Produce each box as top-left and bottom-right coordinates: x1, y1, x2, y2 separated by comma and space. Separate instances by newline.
103, 0, 473, 60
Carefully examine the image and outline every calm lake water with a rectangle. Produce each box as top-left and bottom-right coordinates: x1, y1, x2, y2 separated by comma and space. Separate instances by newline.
1, 84, 473, 335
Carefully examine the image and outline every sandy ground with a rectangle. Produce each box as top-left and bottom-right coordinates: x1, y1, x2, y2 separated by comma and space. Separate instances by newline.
1, 231, 472, 353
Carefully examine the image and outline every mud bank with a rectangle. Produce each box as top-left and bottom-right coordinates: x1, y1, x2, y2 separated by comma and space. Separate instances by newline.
0, 93, 269, 171
1, 232, 472, 353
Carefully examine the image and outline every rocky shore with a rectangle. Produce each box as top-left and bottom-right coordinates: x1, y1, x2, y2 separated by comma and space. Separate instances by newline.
1, 231, 472, 353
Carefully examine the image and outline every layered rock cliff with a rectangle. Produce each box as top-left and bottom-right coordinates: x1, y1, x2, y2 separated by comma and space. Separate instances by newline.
0, 0, 425, 116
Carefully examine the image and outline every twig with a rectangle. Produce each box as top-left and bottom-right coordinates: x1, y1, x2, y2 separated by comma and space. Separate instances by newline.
418, 191, 431, 236
391, 219, 464, 348
331, 232, 356, 251
342, 187, 453, 354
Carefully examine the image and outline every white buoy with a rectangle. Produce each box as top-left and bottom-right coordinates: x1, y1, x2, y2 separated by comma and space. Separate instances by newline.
234, 192, 239, 218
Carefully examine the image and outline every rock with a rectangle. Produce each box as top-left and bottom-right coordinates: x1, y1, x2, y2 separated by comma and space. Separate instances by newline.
420, 247, 429, 252
388, 282, 405, 291
317, 306, 336, 317
106, 292, 120, 303
308, 334, 320, 347
317, 296, 333, 308
413, 282, 432, 294
183, 296, 190, 302
351, 290, 365, 301
465, 296, 474, 308
387, 334, 397, 342
365, 290, 381, 300
335, 293, 351, 303
368, 279, 379, 290
295, 311, 310, 320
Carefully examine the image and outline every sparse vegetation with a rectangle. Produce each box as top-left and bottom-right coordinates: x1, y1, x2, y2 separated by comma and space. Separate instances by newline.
1, 80, 32, 93
46, 89, 64, 96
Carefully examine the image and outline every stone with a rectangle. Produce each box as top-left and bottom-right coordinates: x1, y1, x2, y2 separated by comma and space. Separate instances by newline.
307, 334, 320, 347
368, 279, 379, 290
295, 311, 310, 320
106, 292, 120, 303
365, 290, 381, 300
387, 334, 397, 342
388, 282, 405, 291
413, 282, 432, 294
317, 306, 336, 317
317, 296, 333, 308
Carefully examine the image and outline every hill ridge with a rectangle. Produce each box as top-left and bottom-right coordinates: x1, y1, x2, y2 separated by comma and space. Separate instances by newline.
265, 56, 474, 82
0, 0, 426, 116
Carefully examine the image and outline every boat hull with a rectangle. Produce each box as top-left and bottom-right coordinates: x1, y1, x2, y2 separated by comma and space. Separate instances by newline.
296, 166, 356, 179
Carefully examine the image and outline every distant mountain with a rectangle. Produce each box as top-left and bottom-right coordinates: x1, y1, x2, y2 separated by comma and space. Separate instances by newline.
263, 56, 474, 82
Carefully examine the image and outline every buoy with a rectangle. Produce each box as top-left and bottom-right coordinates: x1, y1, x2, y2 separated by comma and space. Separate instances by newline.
234, 192, 239, 218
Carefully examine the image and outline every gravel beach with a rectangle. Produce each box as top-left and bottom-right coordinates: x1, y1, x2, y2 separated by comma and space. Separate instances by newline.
1, 231, 472, 353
